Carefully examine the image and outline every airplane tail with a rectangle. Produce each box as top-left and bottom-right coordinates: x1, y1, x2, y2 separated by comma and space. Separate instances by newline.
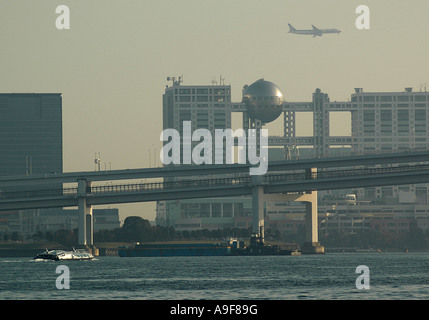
288, 24, 296, 31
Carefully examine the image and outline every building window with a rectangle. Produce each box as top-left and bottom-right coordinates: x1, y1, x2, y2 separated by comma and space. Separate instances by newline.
380, 96, 392, 102
212, 203, 221, 217
179, 96, 191, 102
397, 95, 409, 102
197, 89, 208, 94
197, 96, 208, 102
179, 89, 191, 94
363, 96, 375, 102
223, 203, 233, 217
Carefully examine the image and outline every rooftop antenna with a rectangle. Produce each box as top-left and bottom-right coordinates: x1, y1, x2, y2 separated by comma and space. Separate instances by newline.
167, 75, 183, 86
94, 152, 101, 171
220, 75, 225, 86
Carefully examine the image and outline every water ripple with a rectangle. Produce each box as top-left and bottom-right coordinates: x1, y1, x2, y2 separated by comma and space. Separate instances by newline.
1, 253, 428, 300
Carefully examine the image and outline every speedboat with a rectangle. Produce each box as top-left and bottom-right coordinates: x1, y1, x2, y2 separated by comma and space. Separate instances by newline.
34, 248, 94, 261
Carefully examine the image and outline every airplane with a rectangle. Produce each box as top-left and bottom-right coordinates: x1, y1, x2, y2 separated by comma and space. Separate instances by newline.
288, 24, 341, 37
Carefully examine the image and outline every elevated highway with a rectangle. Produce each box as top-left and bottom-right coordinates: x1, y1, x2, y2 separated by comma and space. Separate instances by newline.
1, 150, 429, 249
0, 149, 428, 187
1, 163, 429, 210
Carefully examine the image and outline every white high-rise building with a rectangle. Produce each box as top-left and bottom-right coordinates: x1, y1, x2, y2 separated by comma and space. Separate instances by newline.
159, 78, 245, 231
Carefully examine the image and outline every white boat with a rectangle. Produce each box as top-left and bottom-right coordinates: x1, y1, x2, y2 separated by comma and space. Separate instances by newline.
34, 248, 94, 261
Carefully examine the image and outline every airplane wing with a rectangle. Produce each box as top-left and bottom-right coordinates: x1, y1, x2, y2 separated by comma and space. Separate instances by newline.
312, 25, 321, 32
312, 25, 322, 37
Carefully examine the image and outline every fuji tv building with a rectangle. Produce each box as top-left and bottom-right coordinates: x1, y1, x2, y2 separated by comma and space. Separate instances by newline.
156, 78, 429, 237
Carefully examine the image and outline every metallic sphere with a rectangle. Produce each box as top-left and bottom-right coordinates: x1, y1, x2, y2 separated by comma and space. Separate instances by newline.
242, 79, 285, 123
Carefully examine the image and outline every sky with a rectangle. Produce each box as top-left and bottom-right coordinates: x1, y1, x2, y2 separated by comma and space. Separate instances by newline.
1, 0, 429, 221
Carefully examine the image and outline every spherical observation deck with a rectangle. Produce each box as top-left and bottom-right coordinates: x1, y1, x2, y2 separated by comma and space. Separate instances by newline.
242, 79, 285, 123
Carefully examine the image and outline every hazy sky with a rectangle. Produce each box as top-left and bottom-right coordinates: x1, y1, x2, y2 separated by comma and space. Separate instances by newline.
1, 0, 429, 220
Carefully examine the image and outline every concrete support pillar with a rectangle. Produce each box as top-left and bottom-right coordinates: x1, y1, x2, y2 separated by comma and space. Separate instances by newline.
77, 197, 86, 246
301, 190, 324, 253
302, 167, 324, 253
304, 192, 318, 243
252, 185, 264, 241
242, 111, 249, 132
86, 207, 94, 246
78, 179, 93, 246
249, 118, 262, 161
264, 190, 324, 254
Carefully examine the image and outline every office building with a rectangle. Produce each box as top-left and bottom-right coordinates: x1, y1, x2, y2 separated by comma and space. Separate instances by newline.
157, 79, 429, 237
0, 93, 63, 238
162, 78, 232, 161
159, 78, 234, 230
0, 93, 63, 177
36, 208, 120, 233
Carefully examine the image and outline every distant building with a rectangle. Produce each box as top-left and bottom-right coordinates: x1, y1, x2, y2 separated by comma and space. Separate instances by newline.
0, 208, 120, 237
36, 208, 120, 233
0, 93, 121, 238
159, 81, 235, 230
371, 217, 416, 235
0, 93, 63, 238
162, 81, 232, 161
159, 197, 252, 231
0, 93, 63, 177
157, 80, 429, 236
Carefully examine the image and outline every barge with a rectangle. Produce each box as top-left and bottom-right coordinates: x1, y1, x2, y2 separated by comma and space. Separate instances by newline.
118, 237, 301, 257
118, 242, 231, 257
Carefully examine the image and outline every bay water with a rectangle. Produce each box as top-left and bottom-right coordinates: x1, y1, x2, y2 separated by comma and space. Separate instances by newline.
0, 252, 428, 300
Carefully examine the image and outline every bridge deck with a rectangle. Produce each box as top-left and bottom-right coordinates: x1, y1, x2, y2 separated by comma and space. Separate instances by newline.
1, 163, 429, 211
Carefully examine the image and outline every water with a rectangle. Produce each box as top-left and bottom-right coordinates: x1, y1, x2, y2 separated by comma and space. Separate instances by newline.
0, 252, 429, 300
